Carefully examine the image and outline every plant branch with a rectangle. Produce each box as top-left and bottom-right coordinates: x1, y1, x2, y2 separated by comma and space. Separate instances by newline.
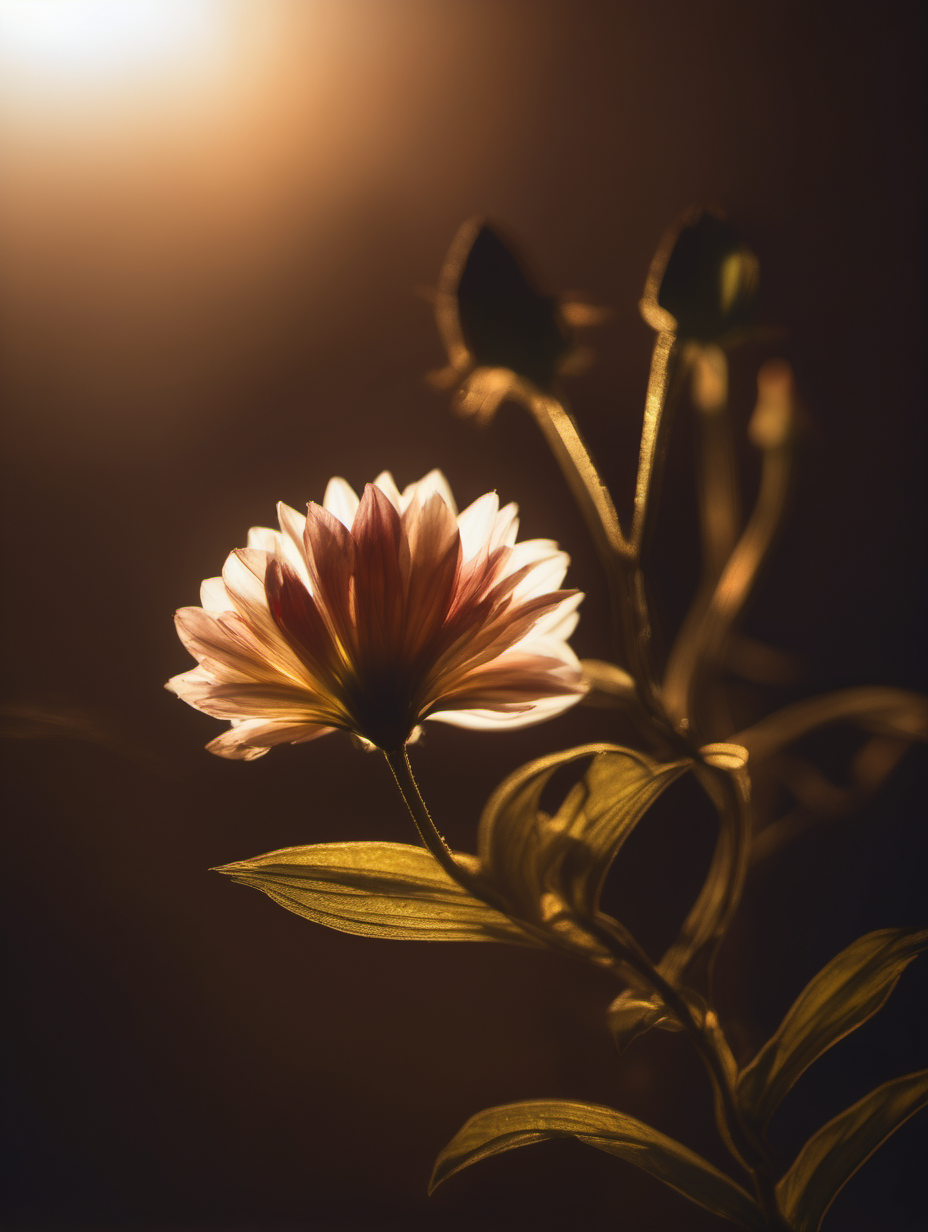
631, 329, 678, 555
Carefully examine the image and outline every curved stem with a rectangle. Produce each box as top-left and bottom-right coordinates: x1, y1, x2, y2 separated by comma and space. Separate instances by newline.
384, 747, 487, 894
631, 329, 678, 554
387, 747, 781, 1219
528, 391, 631, 563
594, 915, 783, 1223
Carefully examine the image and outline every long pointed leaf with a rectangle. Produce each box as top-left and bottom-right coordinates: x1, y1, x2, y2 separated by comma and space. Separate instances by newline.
477, 743, 688, 923
476, 743, 625, 918
776, 1070, 928, 1231
738, 928, 928, 1127
659, 749, 751, 983
554, 750, 690, 917
430, 1099, 766, 1230
215, 842, 534, 944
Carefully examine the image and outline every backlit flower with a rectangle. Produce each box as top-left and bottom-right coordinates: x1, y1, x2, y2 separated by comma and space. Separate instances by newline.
168, 470, 585, 758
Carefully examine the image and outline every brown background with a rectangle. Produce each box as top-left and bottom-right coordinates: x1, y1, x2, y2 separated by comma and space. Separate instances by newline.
2, 2, 925, 1229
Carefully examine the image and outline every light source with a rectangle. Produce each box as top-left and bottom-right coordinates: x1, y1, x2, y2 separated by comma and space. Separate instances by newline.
0, 0, 223, 82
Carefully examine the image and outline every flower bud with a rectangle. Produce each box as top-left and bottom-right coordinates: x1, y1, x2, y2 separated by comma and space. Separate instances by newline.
641, 208, 759, 342
449, 220, 570, 391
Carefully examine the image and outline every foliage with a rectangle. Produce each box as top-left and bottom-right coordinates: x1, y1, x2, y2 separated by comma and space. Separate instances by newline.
197, 212, 926, 1228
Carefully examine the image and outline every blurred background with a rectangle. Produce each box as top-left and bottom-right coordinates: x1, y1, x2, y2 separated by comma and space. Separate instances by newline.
1, 2, 925, 1229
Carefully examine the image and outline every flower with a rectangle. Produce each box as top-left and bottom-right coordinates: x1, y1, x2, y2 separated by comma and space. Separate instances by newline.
430, 219, 604, 424
639, 207, 759, 342
168, 470, 585, 758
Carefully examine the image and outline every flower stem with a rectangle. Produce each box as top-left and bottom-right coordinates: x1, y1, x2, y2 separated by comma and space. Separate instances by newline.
630, 329, 678, 555
384, 747, 513, 917
528, 391, 631, 562
527, 391, 668, 725
593, 914, 784, 1224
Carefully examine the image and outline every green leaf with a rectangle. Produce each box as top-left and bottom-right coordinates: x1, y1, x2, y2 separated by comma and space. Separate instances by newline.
606, 989, 685, 1051
554, 750, 691, 918
476, 743, 625, 921
738, 928, 928, 1127
776, 1070, 928, 1231
214, 841, 535, 945
477, 743, 688, 926
430, 1099, 766, 1230
658, 752, 751, 984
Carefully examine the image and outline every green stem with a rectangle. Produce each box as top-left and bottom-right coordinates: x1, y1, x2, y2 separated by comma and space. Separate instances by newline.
384, 747, 533, 926
664, 379, 794, 741
631, 329, 678, 555
387, 748, 780, 1219
528, 391, 631, 563
594, 915, 783, 1224
526, 389, 672, 729
385, 747, 479, 886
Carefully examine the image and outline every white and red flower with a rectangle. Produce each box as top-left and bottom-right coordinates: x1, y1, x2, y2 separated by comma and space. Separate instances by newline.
168, 470, 585, 758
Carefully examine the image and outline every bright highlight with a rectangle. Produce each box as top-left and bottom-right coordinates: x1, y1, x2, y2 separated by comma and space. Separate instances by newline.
0, 0, 221, 79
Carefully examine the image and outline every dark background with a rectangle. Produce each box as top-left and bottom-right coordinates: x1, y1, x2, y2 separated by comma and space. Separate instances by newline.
2, 2, 925, 1229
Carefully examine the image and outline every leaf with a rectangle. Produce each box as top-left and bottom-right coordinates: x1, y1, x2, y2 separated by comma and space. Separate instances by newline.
658, 753, 751, 984
430, 1099, 766, 1230
776, 1070, 928, 1231
475, 743, 625, 921
553, 750, 691, 918
214, 841, 534, 945
578, 658, 638, 707
606, 990, 685, 1051
476, 744, 688, 928
732, 687, 928, 762
738, 928, 928, 1127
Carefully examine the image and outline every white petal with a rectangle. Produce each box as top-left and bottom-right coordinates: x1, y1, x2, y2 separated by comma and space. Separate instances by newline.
323, 477, 361, 528
506, 541, 569, 599
247, 525, 281, 553
165, 666, 212, 695
427, 693, 581, 730
372, 471, 402, 510
200, 576, 233, 613
222, 548, 270, 614
527, 592, 583, 640
275, 502, 312, 584
205, 717, 335, 760
456, 492, 499, 561
501, 633, 583, 679
491, 501, 520, 549
401, 469, 457, 516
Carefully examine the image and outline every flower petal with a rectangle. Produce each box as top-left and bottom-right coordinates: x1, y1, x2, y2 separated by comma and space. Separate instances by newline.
170, 469, 584, 756
371, 471, 402, 510
428, 693, 581, 730
206, 717, 335, 760
200, 576, 232, 613
401, 468, 457, 516
276, 502, 313, 585
246, 525, 280, 553
323, 477, 361, 528
457, 492, 499, 562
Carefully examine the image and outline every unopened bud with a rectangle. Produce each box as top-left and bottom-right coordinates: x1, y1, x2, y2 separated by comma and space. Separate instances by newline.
641, 208, 759, 341
436, 219, 574, 394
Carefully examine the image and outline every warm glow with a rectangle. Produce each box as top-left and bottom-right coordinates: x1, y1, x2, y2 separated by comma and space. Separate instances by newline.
0, 0, 223, 81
